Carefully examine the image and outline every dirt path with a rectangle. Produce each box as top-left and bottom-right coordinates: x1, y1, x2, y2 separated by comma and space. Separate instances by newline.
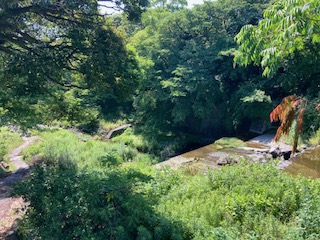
0, 136, 36, 239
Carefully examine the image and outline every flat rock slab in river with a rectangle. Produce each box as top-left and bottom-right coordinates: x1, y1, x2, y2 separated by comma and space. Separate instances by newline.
154, 133, 294, 172
154, 156, 195, 169
154, 145, 252, 170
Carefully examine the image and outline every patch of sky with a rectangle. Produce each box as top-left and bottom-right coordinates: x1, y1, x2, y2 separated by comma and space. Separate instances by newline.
98, 0, 205, 15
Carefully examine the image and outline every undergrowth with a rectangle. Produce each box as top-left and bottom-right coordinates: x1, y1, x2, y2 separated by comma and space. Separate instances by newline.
112, 128, 188, 160
22, 129, 158, 169
156, 162, 320, 239
309, 128, 320, 146
15, 129, 320, 239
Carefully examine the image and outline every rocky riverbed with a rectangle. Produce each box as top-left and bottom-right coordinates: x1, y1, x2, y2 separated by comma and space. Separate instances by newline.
155, 133, 320, 177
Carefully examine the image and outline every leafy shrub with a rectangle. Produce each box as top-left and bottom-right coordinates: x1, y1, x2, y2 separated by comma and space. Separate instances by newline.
22, 129, 154, 169
15, 164, 183, 240
156, 162, 320, 239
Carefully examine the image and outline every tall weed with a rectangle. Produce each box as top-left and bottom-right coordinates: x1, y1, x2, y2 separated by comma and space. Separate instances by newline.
156, 162, 320, 239
22, 129, 154, 169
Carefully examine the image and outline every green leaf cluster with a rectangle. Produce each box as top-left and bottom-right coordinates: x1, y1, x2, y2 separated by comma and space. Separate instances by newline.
235, 0, 320, 77
0, 0, 146, 126
129, 0, 271, 135
156, 162, 320, 239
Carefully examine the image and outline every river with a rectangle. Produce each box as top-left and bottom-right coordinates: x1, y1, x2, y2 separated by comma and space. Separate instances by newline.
155, 136, 320, 179
284, 147, 320, 178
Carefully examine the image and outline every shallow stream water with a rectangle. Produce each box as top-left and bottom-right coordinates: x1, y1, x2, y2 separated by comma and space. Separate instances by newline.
156, 137, 320, 179
284, 147, 320, 178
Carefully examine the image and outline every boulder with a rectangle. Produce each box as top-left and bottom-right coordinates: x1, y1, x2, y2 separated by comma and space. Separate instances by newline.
283, 151, 292, 160
269, 145, 292, 160
217, 155, 239, 166
0, 161, 9, 169
269, 146, 280, 158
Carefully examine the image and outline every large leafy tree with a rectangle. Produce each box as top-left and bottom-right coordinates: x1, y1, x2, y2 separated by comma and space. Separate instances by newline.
234, 0, 320, 138
0, 0, 150, 56
150, 0, 187, 11
130, 0, 271, 135
234, 0, 320, 77
0, 0, 147, 126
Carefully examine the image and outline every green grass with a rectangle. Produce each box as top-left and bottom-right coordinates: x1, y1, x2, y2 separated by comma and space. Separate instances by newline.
0, 126, 23, 174
22, 128, 157, 169
309, 128, 320, 146
15, 127, 320, 239
214, 137, 247, 150
155, 162, 320, 239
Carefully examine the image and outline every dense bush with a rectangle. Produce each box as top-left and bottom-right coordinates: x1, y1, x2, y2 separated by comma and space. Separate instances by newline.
155, 162, 320, 239
15, 164, 184, 240
16, 130, 183, 239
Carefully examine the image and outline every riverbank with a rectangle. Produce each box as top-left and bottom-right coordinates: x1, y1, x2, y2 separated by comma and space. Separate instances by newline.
155, 133, 320, 178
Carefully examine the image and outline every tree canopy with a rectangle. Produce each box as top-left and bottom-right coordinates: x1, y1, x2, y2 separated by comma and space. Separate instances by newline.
0, 0, 148, 126
0, 0, 318, 138
0, 0, 148, 53
234, 0, 320, 77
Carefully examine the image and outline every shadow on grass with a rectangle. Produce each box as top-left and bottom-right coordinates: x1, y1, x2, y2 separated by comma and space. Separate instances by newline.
12, 162, 185, 239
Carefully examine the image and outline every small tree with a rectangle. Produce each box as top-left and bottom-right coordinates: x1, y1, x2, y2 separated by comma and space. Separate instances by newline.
270, 96, 320, 154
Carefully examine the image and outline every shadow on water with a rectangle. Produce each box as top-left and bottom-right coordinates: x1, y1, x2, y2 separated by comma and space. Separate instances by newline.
285, 147, 320, 178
